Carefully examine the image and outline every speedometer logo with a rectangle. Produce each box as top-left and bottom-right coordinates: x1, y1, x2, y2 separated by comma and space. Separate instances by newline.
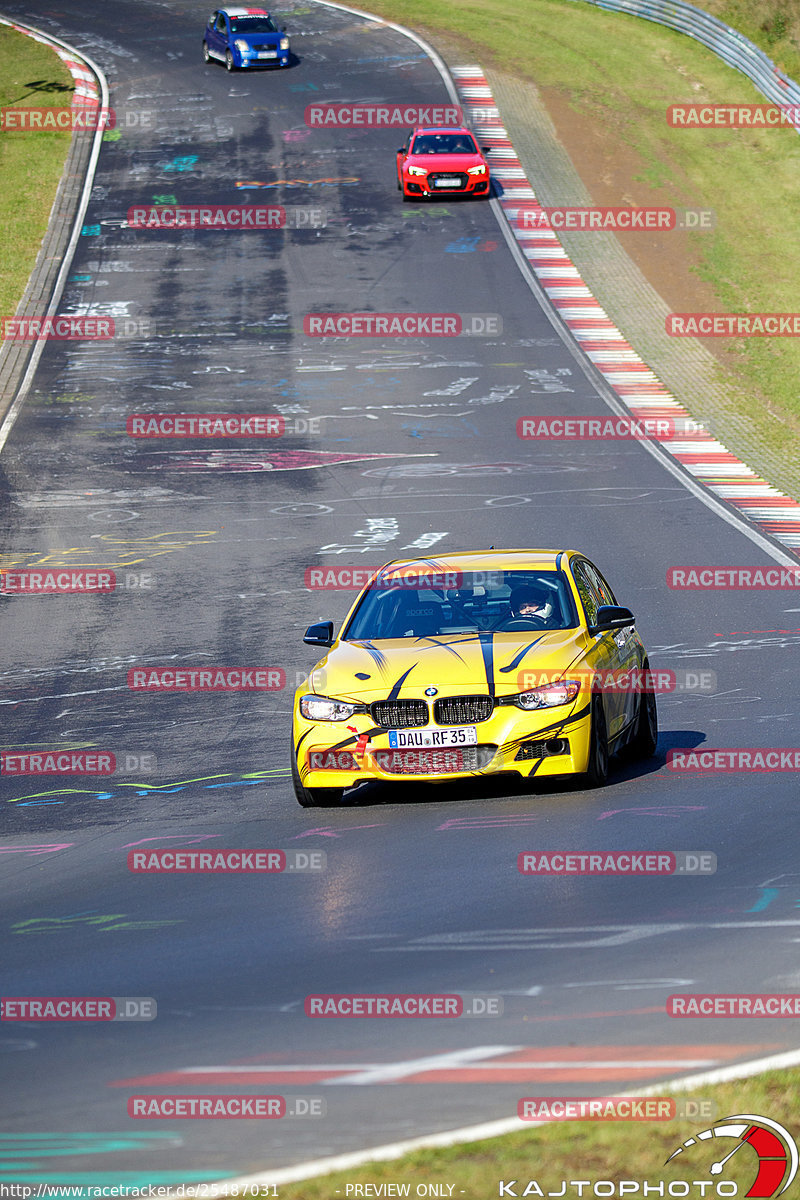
666, 1114, 798, 1198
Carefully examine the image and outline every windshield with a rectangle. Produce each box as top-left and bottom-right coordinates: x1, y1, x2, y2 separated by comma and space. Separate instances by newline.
229, 15, 278, 32
410, 133, 479, 156
343, 570, 579, 641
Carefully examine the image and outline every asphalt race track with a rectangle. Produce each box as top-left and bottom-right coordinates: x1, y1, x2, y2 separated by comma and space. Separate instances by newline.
1, 0, 800, 1186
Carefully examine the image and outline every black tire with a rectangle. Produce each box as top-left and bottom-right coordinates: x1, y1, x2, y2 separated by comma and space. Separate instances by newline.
627, 685, 658, 760
202, 41, 211, 63
583, 695, 609, 788
225, 49, 236, 71
291, 744, 344, 808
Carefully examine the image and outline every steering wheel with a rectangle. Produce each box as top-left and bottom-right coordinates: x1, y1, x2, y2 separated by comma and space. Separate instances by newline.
492, 616, 547, 632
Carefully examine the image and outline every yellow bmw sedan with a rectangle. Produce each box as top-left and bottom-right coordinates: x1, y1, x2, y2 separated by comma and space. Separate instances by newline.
291, 550, 658, 806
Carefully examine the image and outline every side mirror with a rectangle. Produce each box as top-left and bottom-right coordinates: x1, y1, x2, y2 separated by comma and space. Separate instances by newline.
303, 620, 334, 648
588, 605, 635, 635
482, 146, 493, 153
396, 147, 405, 154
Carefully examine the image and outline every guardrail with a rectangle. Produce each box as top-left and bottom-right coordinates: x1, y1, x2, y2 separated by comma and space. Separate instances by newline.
573, 0, 800, 111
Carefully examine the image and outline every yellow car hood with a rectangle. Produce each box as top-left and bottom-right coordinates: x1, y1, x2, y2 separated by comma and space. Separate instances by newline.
308, 628, 591, 700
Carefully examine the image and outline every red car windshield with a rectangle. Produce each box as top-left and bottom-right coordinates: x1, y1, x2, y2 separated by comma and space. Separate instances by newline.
410, 133, 479, 156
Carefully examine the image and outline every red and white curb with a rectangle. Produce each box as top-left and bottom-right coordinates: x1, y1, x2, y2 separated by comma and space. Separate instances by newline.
3, 21, 101, 108
452, 66, 800, 554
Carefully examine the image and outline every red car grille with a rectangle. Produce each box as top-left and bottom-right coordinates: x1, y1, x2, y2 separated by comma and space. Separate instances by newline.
427, 172, 469, 190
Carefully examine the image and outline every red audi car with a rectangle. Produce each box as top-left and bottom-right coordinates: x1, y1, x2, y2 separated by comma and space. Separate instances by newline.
396, 126, 492, 200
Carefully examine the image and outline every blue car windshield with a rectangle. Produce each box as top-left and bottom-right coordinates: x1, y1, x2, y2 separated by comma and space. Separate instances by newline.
411, 134, 478, 155
229, 15, 278, 32
343, 570, 579, 641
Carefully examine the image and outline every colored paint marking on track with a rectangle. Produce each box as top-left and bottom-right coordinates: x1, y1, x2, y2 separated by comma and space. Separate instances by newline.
110, 1043, 779, 1087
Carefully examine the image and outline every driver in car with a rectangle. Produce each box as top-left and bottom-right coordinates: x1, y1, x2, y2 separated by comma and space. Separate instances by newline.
505, 584, 557, 628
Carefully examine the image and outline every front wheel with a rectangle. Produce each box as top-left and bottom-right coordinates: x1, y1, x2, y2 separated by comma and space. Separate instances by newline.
225, 49, 236, 71
583, 695, 609, 787
291, 745, 344, 807
202, 41, 211, 63
627, 685, 658, 760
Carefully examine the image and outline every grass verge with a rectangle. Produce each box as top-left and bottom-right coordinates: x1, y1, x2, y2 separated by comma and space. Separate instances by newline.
259, 1066, 800, 1197
0, 24, 74, 316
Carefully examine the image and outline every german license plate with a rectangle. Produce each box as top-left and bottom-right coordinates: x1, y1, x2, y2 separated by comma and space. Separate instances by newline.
388, 726, 477, 748
434, 176, 460, 187
258, 51, 277, 58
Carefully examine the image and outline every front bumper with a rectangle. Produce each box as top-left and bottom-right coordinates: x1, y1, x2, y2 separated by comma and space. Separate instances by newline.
293, 698, 593, 789
402, 174, 490, 198
237, 49, 290, 67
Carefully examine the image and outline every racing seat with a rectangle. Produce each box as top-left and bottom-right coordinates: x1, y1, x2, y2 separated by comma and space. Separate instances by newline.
386, 591, 441, 638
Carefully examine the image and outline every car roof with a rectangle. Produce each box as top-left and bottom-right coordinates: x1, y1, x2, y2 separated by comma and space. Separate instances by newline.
221, 7, 271, 16
410, 126, 474, 136
377, 550, 577, 575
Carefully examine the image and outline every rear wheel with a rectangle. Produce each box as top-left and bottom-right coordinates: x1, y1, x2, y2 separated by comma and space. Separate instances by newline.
291, 744, 344, 808
225, 49, 236, 71
583, 695, 609, 787
627, 682, 658, 760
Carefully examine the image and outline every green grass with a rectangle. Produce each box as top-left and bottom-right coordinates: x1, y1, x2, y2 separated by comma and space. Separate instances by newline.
0, 25, 74, 315
257, 1068, 800, 1197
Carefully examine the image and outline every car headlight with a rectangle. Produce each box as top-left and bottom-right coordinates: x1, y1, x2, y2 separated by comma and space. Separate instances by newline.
280, 36, 290, 49
234, 39, 251, 53
300, 694, 359, 722
407, 165, 427, 177
467, 164, 487, 175
513, 680, 581, 710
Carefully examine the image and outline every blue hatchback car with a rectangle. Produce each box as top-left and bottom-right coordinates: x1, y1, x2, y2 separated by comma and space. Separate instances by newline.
203, 7, 290, 70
